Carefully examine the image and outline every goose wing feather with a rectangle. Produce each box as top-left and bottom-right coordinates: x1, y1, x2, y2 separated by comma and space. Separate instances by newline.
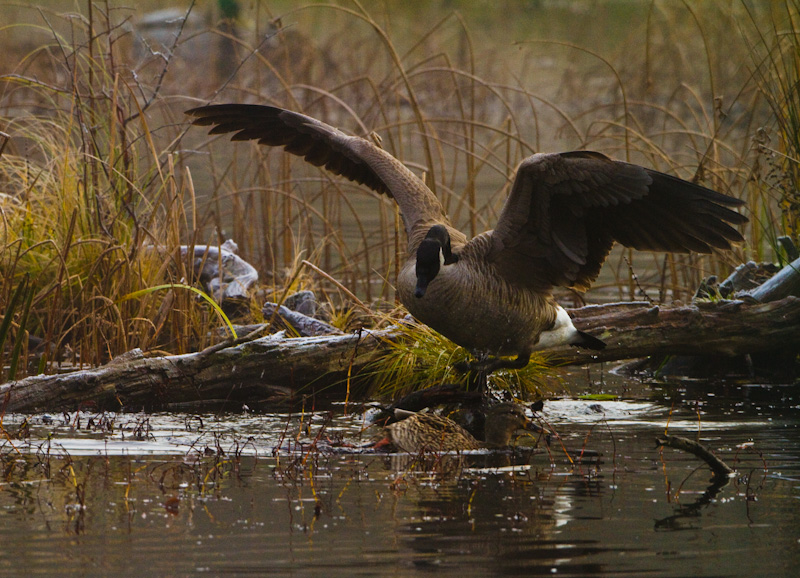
187, 104, 448, 236
488, 151, 746, 291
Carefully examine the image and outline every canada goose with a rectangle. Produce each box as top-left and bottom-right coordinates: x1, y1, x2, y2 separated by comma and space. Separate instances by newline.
378, 403, 534, 453
187, 104, 747, 371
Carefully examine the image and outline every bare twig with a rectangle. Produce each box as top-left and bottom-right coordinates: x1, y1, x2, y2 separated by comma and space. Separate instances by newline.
656, 434, 734, 482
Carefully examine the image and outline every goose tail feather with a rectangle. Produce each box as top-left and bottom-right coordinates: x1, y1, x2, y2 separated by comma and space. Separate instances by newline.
573, 330, 606, 350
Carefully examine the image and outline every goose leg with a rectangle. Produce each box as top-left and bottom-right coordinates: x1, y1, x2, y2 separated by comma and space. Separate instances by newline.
454, 356, 486, 390
466, 369, 489, 392
456, 352, 532, 375
453, 353, 531, 394
478, 353, 531, 372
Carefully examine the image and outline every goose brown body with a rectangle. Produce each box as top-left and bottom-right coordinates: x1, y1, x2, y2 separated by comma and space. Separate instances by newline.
188, 104, 747, 368
397, 232, 556, 356
385, 403, 531, 453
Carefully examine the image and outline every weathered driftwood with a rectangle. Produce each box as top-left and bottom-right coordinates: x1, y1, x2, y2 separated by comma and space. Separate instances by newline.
696, 255, 800, 303
185, 240, 258, 302
656, 434, 734, 482
261, 302, 343, 337
638, 254, 800, 376
3, 295, 799, 412
4, 255, 800, 412
0, 329, 395, 413
747, 255, 800, 302
551, 296, 800, 365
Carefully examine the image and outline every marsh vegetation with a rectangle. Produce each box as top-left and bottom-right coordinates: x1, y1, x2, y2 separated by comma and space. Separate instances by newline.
0, 1, 797, 391
1, 375, 798, 576
1, 3, 799, 575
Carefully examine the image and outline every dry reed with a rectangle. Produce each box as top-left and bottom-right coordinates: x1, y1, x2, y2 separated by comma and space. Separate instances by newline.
0, 1, 795, 393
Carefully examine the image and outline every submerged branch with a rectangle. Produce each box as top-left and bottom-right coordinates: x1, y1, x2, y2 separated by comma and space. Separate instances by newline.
656, 434, 735, 482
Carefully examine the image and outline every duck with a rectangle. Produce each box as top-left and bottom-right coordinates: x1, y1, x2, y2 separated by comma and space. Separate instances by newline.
377, 403, 535, 453
187, 104, 747, 372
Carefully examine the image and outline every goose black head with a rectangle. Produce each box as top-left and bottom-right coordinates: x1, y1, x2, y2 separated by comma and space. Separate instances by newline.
414, 224, 458, 298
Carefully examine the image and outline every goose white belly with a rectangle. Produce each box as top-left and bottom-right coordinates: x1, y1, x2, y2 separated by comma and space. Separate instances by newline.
530, 305, 580, 350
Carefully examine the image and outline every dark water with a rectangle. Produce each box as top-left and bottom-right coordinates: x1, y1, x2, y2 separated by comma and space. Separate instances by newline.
1, 380, 798, 577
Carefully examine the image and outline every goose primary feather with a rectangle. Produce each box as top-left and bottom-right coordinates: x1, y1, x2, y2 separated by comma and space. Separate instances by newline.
188, 104, 747, 371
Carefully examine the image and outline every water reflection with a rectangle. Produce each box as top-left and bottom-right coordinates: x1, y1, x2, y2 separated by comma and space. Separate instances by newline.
0, 384, 798, 576
653, 475, 730, 532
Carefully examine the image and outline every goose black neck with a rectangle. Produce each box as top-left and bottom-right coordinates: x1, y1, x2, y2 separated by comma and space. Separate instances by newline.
414, 225, 457, 298
422, 224, 457, 263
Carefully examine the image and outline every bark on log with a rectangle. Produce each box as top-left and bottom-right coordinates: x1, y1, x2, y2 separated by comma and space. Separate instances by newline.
553, 295, 800, 365
3, 296, 799, 412
0, 329, 395, 413
747, 255, 800, 302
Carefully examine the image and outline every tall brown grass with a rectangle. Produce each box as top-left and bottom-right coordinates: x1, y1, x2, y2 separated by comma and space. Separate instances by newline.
743, 0, 800, 262
0, 2, 228, 374
0, 1, 795, 389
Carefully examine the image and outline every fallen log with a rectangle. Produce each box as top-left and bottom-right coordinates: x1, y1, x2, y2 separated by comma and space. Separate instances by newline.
553, 296, 800, 365
747, 255, 800, 302
3, 294, 799, 412
0, 329, 396, 413
612, 254, 800, 376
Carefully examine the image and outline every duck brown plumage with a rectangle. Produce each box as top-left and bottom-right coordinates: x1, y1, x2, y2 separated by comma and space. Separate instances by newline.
383, 403, 533, 453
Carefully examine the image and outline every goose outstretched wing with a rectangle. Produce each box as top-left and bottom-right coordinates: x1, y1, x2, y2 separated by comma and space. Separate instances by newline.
187, 104, 448, 235
488, 151, 747, 291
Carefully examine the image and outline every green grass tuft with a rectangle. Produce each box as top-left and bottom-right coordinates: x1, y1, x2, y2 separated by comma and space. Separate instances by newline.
365, 320, 560, 400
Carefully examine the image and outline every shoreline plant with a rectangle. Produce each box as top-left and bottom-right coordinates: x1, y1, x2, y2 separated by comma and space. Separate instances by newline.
0, 1, 795, 394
